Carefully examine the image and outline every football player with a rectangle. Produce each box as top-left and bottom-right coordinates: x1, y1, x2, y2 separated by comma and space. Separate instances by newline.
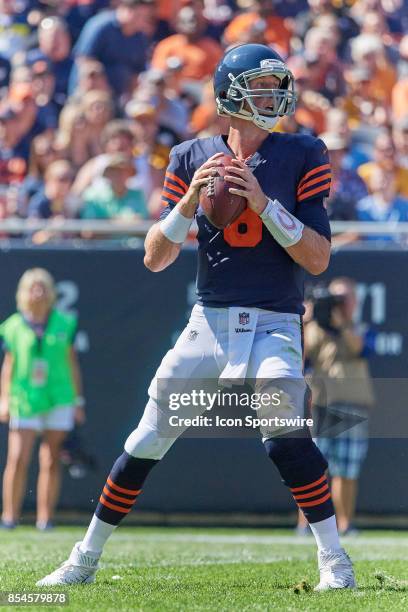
37, 44, 355, 591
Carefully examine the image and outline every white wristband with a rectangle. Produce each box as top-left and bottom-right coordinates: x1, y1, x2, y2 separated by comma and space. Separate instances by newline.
260, 198, 304, 248
160, 207, 193, 244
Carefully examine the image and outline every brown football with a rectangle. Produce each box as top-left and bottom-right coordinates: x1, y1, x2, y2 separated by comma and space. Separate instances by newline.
199, 154, 247, 229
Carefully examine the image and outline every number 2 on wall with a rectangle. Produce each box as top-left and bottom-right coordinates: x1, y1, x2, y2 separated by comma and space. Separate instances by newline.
223, 208, 263, 247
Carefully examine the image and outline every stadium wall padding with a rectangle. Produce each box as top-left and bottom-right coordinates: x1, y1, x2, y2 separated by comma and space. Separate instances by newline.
0, 246, 407, 517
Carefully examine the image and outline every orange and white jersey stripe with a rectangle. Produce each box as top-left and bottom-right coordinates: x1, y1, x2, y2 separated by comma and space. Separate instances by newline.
161, 171, 189, 207
297, 163, 331, 203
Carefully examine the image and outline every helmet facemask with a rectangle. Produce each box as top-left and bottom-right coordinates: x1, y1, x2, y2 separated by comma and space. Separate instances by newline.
216, 59, 297, 132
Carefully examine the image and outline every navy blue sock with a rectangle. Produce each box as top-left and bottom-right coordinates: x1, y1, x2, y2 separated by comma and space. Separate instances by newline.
264, 433, 334, 523
95, 452, 158, 525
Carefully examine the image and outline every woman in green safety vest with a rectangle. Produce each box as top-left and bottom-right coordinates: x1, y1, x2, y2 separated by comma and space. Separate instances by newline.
0, 268, 85, 530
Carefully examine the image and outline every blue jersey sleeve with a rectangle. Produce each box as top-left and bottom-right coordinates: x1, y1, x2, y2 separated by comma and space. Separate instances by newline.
295, 138, 331, 241
160, 147, 192, 220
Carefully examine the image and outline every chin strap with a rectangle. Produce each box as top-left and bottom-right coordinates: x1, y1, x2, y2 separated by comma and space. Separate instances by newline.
260, 198, 304, 248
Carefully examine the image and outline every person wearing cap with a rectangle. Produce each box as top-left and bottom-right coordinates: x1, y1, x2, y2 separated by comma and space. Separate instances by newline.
125, 100, 180, 216
70, 0, 155, 96
80, 154, 148, 222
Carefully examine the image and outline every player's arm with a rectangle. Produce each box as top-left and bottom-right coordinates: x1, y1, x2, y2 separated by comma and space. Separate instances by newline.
0, 351, 13, 423
285, 226, 330, 275
144, 153, 225, 272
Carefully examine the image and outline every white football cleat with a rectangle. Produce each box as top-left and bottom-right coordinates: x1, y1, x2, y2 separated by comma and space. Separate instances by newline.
36, 542, 100, 586
314, 548, 356, 591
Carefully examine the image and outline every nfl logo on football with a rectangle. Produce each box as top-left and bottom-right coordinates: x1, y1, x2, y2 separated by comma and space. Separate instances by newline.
239, 312, 250, 325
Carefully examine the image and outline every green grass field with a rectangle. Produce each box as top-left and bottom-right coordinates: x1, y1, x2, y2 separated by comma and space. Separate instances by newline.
1, 526, 407, 611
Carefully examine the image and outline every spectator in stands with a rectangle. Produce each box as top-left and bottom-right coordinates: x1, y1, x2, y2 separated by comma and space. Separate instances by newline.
30, 60, 59, 125
0, 0, 32, 61
57, 91, 113, 169
342, 65, 391, 131
26, 17, 73, 109
132, 68, 190, 140
319, 131, 368, 222
81, 90, 114, 155
295, 0, 359, 59
356, 166, 408, 239
68, 59, 111, 105
151, 5, 223, 87
125, 101, 179, 215
18, 132, 64, 215
0, 107, 28, 187
80, 154, 148, 221
70, 0, 155, 97
0, 268, 84, 530
26, 1, 111, 43
325, 107, 370, 170
350, 0, 408, 36
1, 70, 56, 163
301, 27, 345, 102
397, 34, 408, 78
350, 33, 396, 107
27, 160, 77, 220
358, 131, 408, 198
223, 0, 292, 57
360, 10, 399, 65
393, 116, 408, 170
71, 120, 136, 196
287, 62, 329, 134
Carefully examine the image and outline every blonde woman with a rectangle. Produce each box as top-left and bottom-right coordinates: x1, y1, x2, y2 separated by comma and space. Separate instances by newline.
0, 269, 85, 530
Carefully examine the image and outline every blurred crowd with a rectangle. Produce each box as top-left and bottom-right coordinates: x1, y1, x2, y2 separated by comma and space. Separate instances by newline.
0, 0, 407, 243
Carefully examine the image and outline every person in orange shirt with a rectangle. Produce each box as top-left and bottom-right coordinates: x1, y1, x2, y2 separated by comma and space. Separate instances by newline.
223, 0, 292, 58
151, 5, 222, 85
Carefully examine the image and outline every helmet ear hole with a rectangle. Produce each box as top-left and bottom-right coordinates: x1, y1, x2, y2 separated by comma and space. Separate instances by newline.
217, 95, 242, 115
280, 76, 289, 90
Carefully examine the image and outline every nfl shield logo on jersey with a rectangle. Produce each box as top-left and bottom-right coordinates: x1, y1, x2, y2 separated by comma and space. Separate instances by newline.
239, 312, 250, 325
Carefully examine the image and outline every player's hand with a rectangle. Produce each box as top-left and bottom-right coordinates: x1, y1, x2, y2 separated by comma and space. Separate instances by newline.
225, 159, 268, 215
184, 152, 225, 207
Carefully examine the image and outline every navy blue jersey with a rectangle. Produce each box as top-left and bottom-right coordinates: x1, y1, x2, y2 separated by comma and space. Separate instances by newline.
161, 133, 331, 315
